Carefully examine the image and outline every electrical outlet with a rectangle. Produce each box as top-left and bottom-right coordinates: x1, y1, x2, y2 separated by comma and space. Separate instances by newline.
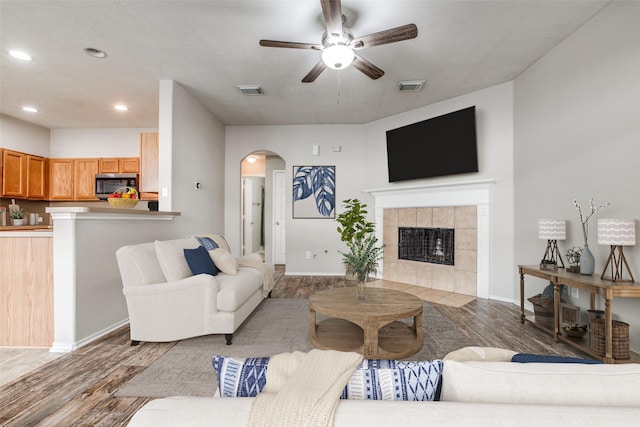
305, 251, 311, 259
571, 287, 579, 298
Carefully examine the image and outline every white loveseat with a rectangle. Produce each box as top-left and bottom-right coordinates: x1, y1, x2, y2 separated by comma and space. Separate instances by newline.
128, 348, 640, 426
116, 234, 274, 345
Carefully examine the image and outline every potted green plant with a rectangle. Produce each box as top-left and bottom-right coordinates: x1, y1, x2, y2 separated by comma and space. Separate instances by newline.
336, 199, 384, 299
336, 199, 375, 246
10, 208, 26, 226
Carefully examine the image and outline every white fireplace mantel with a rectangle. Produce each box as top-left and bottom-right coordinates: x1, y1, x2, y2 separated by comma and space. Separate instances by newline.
365, 179, 496, 299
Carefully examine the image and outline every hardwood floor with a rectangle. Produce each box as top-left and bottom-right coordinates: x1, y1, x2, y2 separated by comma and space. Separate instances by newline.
0, 267, 598, 426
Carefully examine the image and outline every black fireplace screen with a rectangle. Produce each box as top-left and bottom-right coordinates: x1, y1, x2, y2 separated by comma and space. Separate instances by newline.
398, 227, 455, 265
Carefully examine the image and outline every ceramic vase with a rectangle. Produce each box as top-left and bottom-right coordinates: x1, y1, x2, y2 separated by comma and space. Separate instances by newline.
356, 281, 367, 300
580, 244, 595, 275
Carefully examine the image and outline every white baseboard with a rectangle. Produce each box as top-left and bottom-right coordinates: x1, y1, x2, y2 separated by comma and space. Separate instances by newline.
50, 318, 130, 353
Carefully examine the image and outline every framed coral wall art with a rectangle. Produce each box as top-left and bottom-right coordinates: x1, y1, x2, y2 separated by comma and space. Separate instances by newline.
292, 166, 335, 219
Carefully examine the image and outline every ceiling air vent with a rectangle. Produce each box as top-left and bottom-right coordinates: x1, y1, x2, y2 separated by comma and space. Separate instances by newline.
396, 80, 425, 92
237, 85, 264, 95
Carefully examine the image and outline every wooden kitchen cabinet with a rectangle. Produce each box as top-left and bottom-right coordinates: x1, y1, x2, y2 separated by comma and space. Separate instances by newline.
120, 157, 140, 173
27, 155, 47, 199
49, 159, 75, 199
98, 157, 139, 174
74, 159, 99, 199
1, 150, 47, 199
49, 158, 98, 200
139, 132, 159, 199
2, 149, 27, 197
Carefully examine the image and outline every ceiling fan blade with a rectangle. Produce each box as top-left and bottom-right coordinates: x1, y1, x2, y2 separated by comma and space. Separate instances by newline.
351, 23, 418, 50
321, 0, 343, 38
352, 55, 384, 80
302, 60, 327, 83
260, 40, 323, 50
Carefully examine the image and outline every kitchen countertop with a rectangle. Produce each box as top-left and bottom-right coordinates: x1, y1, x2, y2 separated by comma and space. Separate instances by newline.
0, 225, 53, 237
46, 206, 180, 216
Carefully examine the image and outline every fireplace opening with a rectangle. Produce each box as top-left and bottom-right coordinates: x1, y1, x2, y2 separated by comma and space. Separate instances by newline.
398, 227, 455, 265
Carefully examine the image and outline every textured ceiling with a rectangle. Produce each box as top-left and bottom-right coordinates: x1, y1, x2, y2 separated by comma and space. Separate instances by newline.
0, 0, 610, 129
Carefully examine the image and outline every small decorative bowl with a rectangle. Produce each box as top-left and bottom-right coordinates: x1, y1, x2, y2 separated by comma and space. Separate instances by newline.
563, 324, 588, 338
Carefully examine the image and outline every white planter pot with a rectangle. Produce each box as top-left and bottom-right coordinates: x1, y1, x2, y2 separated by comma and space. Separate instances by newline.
11, 218, 25, 226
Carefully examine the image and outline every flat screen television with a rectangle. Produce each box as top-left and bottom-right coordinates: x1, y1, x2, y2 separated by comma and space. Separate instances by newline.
386, 106, 478, 182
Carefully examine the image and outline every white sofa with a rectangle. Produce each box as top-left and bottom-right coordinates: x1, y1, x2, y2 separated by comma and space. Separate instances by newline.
128, 349, 640, 426
116, 234, 274, 345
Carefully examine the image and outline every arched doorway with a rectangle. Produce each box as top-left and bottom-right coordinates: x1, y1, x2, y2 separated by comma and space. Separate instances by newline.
241, 152, 285, 265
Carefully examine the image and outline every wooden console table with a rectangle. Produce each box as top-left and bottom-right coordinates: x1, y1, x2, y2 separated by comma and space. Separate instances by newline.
518, 265, 640, 363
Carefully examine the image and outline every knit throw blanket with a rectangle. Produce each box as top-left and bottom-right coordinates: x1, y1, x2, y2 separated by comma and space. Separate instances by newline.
247, 350, 363, 427
238, 259, 275, 295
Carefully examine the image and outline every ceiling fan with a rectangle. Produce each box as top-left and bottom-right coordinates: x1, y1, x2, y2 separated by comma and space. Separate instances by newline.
259, 0, 418, 83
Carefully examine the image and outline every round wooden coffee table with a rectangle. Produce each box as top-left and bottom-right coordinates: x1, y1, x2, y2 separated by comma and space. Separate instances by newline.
309, 287, 423, 359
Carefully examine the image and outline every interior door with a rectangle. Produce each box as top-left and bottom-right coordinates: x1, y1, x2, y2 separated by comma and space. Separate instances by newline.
243, 177, 264, 255
273, 170, 286, 264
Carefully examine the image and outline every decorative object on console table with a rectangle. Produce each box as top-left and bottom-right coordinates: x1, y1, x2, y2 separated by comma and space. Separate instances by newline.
566, 246, 582, 273
539, 260, 557, 271
560, 303, 580, 327
538, 219, 566, 268
597, 218, 635, 282
573, 198, 610, 275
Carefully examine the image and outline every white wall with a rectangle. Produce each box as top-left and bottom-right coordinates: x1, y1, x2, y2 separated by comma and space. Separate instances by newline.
0, 114, 50, 156
225, 125, 367, 273
225, 82, 515, 288
158, 80, 226, 236
49, 128, 157, 157
364, 82, 515, 300
514, 1, 640, 351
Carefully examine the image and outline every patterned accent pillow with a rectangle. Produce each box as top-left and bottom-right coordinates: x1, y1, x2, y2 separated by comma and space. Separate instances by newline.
212, 356, 443, 401
213, 355, 269, 397
195, 236, 219, 251
341, 359, 443, 401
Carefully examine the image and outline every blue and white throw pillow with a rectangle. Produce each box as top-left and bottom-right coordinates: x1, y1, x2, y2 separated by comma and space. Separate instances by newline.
341, 359, 443, 401
212, 355, 443, 401
213, 355, 269, 397
196, 236, 219, 251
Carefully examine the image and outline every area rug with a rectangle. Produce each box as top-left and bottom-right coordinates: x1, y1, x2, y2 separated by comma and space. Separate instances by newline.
116, 298, 477, 398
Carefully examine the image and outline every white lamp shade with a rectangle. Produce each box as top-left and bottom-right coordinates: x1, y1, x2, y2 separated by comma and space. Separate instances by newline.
321, 44, 354, 70
538, 219, 566, 240
597, 219, 636, 246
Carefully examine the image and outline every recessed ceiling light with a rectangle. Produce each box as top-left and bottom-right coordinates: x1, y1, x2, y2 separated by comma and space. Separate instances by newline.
22, 106, 38, 113
9, 50, 33, 61
246, 156, 257, 163
85, 47, 107, 58
114, 104, 128, 111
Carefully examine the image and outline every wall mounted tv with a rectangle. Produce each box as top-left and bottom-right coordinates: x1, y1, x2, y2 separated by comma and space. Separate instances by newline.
386, 106, 478, 182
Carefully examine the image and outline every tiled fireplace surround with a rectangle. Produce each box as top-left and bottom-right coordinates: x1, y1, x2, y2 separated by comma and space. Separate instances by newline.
383, 206, 478, 296
367, 180, 493, 299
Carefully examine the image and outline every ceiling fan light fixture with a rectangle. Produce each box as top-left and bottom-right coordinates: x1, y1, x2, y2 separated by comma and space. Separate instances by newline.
322, 44, 354, 70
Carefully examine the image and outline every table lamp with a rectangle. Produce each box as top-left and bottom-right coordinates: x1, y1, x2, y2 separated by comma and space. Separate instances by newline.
538, 219, 566, 268
597, 218, 635, 282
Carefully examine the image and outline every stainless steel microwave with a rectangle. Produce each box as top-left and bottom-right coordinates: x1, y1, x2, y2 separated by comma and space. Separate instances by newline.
95, 174, 138, 199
